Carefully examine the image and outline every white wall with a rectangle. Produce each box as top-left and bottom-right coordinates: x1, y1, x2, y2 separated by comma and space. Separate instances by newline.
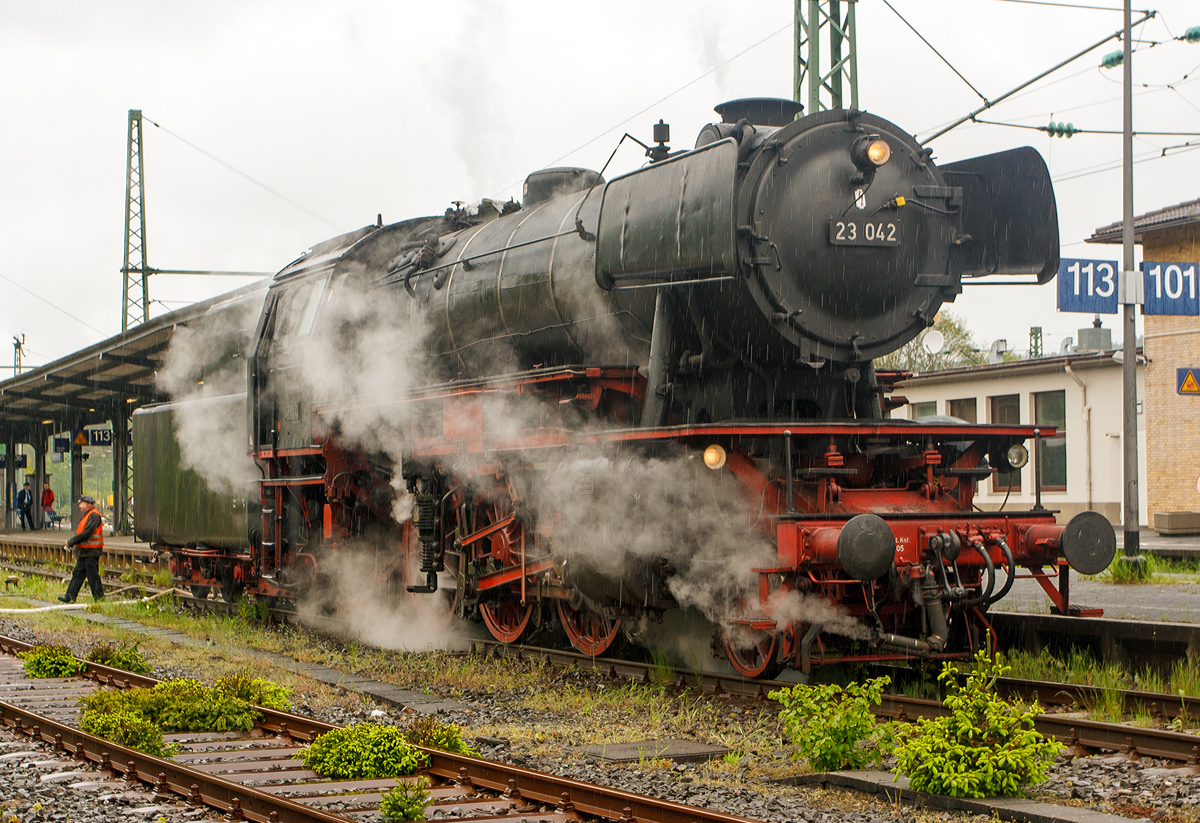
896, 356, 1147, 526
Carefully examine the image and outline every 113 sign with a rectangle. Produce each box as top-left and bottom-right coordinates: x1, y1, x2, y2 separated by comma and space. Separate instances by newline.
1058, 258, 1117, 314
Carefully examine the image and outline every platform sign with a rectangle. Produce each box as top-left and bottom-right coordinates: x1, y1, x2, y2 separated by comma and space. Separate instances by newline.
52, 438, 68, 454
0, 455, 28, 469
1057, 258, 1118, 314
1142, 261, 1199, 316
88, 429, 112, 447
1179, 368, 1200, 396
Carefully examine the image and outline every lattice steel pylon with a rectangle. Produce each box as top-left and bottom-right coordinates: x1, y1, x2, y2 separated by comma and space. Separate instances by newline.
121, 109, 149, 333
795, 0, 859, 113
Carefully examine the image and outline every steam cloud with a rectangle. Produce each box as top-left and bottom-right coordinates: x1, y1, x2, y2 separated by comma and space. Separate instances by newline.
157, 288, 264, 494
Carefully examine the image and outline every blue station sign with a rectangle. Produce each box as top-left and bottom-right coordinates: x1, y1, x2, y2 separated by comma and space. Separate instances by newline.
1142, 261, 1199, 316
1057, 258, 1118, 314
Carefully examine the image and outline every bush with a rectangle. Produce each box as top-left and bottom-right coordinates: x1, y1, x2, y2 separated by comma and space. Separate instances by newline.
81, 709, 177, 758
892, 650, 1064, 797
87, 641, 152, 675
79, 679, 260, 733
769, 676, 892, 771
403, 716, 478, 757
19, 645, 85, 678
380, 776, 431, 822
215, 670, 293, 711
300, 723, 427, 779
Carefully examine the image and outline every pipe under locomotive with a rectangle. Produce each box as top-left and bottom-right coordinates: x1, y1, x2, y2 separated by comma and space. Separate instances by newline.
136, 99, 1116, 677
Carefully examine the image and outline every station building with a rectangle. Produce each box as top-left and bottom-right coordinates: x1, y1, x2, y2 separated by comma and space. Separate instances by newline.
1088, 198, 1200, 534
896, 344, 1147, 528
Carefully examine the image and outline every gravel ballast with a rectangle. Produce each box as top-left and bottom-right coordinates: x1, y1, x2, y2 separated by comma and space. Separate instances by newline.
0, 616, 1195, 823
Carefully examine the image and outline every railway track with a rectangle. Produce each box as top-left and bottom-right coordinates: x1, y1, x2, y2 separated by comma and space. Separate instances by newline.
0, 634, 767, 823
13, 568, 1200, 770
472, 640, 1200, 765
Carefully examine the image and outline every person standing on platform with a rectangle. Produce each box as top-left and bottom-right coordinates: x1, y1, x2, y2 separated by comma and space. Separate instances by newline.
58, 496, 104, 603
15, 482, 33, 531
40, 483, 54, 529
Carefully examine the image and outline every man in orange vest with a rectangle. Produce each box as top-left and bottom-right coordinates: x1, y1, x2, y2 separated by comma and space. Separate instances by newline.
57, 496, 104, 603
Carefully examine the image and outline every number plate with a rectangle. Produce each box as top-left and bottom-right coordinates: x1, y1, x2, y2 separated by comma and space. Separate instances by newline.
828, 218, 900, 247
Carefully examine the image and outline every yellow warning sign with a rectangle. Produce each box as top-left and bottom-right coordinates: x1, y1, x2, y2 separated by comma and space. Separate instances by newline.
1179, 368, 1200, 395
72, 431, 88, 446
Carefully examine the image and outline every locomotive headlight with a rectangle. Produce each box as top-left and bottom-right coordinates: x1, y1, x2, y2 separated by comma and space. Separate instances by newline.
703, 444, 727, 470
851, 134, 892, 171
1006, 444, 1030, 469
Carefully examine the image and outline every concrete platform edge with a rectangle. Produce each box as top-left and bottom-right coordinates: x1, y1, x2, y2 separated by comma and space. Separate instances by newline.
777, 770, 1131, 823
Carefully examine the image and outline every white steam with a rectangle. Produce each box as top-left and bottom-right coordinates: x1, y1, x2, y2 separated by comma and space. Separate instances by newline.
157, 289, 264, 493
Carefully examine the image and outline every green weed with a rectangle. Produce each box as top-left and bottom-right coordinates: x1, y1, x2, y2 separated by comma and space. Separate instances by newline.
380, 776, 431, 822
19, 644, 85, 678
300, 723, 427, 779
893, 650, 1062, 798
403, 716, 478, 757
769, 676, 892, 772
87, 641, 152, 674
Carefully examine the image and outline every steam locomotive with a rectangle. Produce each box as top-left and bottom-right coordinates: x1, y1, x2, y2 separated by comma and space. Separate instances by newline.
136, 98, 1115, 677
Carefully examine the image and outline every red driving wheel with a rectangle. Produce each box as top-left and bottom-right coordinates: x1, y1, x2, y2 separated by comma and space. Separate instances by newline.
557, 601, 622, 656
481, 592, 533, 644
720, 622, 783, 679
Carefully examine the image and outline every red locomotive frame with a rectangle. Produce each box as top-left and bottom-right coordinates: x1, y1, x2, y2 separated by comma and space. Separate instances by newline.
163, 365, 1099, 678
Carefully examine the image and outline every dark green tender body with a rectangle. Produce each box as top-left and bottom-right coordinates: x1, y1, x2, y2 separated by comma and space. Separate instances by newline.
133, 395, 250, 550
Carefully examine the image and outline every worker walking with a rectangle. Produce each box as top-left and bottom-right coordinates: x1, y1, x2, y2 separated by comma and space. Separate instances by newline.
58, 496, 104, 603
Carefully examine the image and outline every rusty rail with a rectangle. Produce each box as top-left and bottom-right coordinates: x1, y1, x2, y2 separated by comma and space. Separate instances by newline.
0, 635, 766, 823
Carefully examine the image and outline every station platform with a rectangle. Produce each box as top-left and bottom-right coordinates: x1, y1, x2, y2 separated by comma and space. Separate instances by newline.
0, 526, 159, 570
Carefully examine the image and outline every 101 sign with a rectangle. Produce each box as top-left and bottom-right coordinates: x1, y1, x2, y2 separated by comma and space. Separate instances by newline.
1057, 258, 1198, 316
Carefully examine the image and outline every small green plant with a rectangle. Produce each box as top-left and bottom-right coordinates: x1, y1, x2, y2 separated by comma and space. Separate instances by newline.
403, 716, 479, 757
1098, 553, 1157, 583
215, 670, 293, 711
81, 709, 178, 758
87, 641, 152, 675
380, 776, 431, 822
19, 644, 85, 678
237, 594, 270, 621
152, 569, 174, 589
893, 650, 1063, 798
300, 723, 427, 779
769, 675, 892, 771
648, 649, 674, 685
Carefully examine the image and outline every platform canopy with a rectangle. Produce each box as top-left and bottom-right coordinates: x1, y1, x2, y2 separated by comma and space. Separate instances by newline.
0, 280, 266, 440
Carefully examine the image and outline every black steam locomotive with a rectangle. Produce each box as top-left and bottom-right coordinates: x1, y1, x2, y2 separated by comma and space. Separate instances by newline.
137, 99, 1114, 677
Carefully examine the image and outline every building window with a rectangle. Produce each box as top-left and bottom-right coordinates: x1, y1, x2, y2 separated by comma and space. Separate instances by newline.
910, 401, 936, 419
990, 395, 1021, 492
948, 398, 977, 423
1034, 390, 1067, 491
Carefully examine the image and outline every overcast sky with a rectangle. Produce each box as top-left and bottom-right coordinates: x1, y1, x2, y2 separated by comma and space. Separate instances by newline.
2, 0, 1198, 370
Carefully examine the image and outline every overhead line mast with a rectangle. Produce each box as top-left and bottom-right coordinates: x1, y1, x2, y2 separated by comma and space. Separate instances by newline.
795, 0, 859, 113
121, 109, 149, 333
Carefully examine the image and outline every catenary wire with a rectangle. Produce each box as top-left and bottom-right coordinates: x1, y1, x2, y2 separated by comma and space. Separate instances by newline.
143, 116, 345, 234
0, 273, 107, 338
982, 0, 1145, 10
882, 0, 988, 102
493, 21, 792, 196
